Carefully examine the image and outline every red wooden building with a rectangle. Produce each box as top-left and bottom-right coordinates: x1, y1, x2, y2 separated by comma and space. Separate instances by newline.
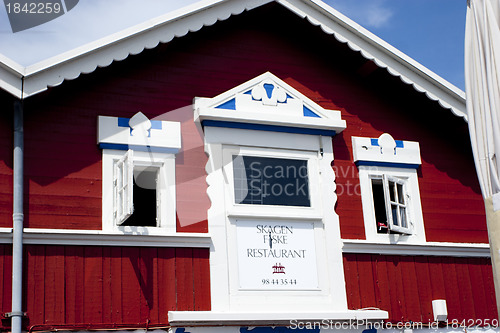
0, 1, 496, 332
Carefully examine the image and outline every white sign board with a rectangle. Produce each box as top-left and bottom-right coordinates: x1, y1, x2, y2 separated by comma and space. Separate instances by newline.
236, 220, 319, 290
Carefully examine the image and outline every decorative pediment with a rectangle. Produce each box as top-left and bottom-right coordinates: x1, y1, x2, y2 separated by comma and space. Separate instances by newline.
352, 133, 421, 168
98, 112, 181, 153
194, 72, 346, 136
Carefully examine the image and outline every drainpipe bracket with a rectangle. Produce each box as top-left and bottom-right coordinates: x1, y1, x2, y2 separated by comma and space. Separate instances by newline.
3, 312, 26, 318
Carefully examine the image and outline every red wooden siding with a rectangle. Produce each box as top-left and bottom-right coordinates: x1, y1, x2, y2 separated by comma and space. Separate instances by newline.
0, 245, 210, 331
0, 245, 12, 328
5, 2, 483, 241
343, 254, 497, 324
0, 92, 13, 228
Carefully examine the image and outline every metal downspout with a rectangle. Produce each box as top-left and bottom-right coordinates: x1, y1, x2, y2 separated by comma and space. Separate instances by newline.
11, 100, 24, 333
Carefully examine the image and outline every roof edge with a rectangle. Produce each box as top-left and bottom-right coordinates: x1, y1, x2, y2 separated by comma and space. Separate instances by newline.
16, 0, 272, 98
0, 0, 467, 123
278, 0, 467, 121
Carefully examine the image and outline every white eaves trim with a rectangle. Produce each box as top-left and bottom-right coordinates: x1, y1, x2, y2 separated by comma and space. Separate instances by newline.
0, 54, 24, 98
278, 0, 467, 120
0, 228, 211, 248
168, 310, 389, 326
0, 0, 271, 99
342, 239, 491, 258
0, 0, 466, 121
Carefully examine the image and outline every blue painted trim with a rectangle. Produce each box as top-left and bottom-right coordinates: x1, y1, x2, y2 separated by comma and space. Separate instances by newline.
151, 121, 162, 130
244, 90, 252, 95
202, 120, 336, 136
215, 98, 236, 110
303, 105, 320, 118
370, 138, 404, 148
117, 117, 162, 130
263, 83, 274, 99
117, 117, 129, 127
99, 143, 179, 154
355, 160, 420, 169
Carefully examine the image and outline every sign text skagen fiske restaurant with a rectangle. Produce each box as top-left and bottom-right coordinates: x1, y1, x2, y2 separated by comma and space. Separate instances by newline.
237, 220, 319, 290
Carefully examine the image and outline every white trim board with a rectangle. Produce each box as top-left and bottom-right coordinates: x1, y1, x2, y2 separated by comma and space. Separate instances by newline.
342, 239, 491, 258
0, 228, 211, 248
168, 310, 389, 327
0, 0, 466, 121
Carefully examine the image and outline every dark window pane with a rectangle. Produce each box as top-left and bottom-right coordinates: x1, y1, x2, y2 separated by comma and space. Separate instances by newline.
391, 205, 398, 226
397, 183, 404, 204
389, 180, 396, 202
233, 156, 310, 207
400, 207, 407, 228
371, 179, 387, 232
122, 168, 157, 227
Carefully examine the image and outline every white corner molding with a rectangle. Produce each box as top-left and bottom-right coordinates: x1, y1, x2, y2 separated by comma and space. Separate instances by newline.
0, 228, 211, 248
168, 310, 389, 327
342, 239, 491, 258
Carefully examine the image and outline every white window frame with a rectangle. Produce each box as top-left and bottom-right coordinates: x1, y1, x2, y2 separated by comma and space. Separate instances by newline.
222, 145, 322, 220
102, 149, 176, 234
358, 166, 425, 243
370, 174, 411, 234
114, 149, 134, 225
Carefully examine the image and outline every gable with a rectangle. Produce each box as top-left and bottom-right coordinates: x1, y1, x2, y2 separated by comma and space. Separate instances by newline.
195, 72, 346, 136
0, 0, 466, 121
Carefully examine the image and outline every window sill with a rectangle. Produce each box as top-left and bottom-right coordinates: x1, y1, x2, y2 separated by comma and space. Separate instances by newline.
0, 228, 211, 248
342, 239, 490, 257
168, 309, 388, 327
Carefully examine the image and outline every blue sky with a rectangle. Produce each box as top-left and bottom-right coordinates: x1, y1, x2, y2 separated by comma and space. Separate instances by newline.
0, 0, 467, 90
324, 0, 467, 90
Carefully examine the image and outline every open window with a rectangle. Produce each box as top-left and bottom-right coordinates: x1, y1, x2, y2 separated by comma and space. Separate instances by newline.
370, 175, 411, 235
113, 149, 162, 227
352, 133, 425, 243
98, 112, 180, 234
103, 149, 175, 232
114, 149, 134, 225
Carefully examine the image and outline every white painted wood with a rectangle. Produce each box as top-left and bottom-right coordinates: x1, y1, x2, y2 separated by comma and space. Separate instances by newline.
204, 131, 349, 313
195, 72, 347, 134
342, 239, 491, 258
0, 228, 210, 247
98, 115, 181, 151
102, 149, 176, 234
352, 134, 421, 166
221, 146, 322, 219
0, 228, 489, 257
204, 127, 321, 152
357, 165, 426, 243
0, 55, 24, 98
114, 149, 134, 226
168, 310, 389, 327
